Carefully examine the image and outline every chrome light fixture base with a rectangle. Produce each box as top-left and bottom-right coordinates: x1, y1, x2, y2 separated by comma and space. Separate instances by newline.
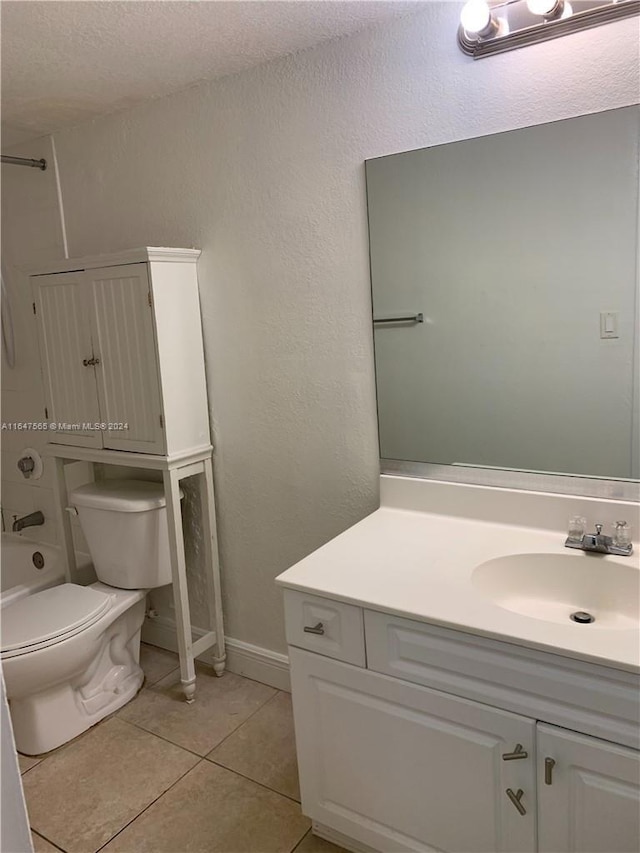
458, 0, 640, 59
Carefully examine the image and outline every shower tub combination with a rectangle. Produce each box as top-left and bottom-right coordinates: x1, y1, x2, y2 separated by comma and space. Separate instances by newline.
0, 533, 64, 607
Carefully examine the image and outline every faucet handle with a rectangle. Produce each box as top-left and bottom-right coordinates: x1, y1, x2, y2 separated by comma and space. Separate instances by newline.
594, 523, 603, 535
567, 516, 586, 541
17, 456, 35, 478
613, 521, 631, 547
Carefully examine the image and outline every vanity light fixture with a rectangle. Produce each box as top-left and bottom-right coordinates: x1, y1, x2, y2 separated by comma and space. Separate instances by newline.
458, 0, 639, 58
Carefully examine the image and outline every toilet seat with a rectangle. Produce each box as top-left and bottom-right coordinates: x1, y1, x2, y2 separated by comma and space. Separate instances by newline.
1, 584, 113, 659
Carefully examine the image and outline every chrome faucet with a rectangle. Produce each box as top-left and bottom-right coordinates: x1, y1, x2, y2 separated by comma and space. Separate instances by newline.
565, 518, 633, 556
12, 511, 45, 533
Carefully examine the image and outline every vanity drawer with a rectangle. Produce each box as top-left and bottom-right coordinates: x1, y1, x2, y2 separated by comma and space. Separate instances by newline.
284, 590, 365, 666
365, 610, 640, 749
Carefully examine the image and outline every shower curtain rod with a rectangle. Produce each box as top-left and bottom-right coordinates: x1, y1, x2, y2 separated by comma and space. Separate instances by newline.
1, 155, 47, 170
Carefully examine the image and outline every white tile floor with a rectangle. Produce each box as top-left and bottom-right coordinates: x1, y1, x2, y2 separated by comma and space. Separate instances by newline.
19, 644, 347, 853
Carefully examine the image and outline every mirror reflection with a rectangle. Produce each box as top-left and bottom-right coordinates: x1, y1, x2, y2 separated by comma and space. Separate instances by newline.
366, 107, 639, 481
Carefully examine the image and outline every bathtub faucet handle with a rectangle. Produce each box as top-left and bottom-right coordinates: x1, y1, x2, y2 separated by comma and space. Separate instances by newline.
17, 456, 35, 478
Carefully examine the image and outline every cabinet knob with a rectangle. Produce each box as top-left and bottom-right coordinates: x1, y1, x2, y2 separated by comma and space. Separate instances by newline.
303, 622, 325, 635
502, 743, 528, 761
505, 788, 526, 816
82, 357, 100, 367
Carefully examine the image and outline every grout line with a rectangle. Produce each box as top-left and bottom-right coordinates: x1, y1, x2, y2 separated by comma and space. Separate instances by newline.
118, 707, 303, 805
287, 827, 313, 853
122, 666, 278, 759
291, 829, 314, 853
93, 758, 205, 853
31, 829, 66, 853
118, 685, 273, 760
139, 643, 180, 687
116, 718, 205, 760
93, 751, 308, 853
204, 756, 302, 805
142, 663, 180, 688
118, 692, 303, 804
19, 758, 44, 777
200, 687, 281, 756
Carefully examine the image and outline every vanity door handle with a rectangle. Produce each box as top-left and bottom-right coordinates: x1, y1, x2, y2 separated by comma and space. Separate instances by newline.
502, 743, 528, 760
82, 357, 100, 367
544, 757, 556, 785
505, 788, 526, 816
303, 622, 325, 635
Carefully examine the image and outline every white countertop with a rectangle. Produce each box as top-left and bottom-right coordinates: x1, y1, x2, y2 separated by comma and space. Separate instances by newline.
276, 476, 640, 674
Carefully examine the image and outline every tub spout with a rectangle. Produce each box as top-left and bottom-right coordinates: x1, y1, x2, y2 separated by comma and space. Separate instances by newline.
12, 511, 45, 532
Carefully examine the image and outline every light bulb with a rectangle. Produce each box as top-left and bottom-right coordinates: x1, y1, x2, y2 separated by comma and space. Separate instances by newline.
460, 0, 494, 35
526, 0, 568, 18
527, 0, 556, 13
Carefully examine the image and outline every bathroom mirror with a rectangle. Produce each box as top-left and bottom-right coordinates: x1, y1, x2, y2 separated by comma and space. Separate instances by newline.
366, 106, 640, 488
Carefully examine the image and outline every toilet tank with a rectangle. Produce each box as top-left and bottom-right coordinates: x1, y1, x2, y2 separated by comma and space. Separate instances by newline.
69, 480, 182, 589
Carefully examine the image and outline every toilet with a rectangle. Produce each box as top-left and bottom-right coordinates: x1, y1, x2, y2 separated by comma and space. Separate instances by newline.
1, 479, 178, 756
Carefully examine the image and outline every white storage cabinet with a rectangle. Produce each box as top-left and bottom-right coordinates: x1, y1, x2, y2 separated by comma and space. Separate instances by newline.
31, 248, 224, 702
31, 248, 210, 457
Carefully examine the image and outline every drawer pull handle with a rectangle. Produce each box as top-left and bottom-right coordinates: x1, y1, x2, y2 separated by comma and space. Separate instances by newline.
544, 757, 556, 785
303, 622, 325, 635
505, 788, 526, 816
82, 357, 100, 367
502, 744, 528, 761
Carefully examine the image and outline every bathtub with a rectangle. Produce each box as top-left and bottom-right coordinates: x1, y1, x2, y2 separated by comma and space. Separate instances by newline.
0, 533, 65, 608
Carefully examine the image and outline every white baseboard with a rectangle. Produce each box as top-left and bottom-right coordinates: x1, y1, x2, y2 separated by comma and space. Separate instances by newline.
312, 822, 377, 853
225, 637, 291, 692
141, 615, 290, 692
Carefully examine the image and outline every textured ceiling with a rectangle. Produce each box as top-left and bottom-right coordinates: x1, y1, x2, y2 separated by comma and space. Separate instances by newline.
1, 0, 422, 148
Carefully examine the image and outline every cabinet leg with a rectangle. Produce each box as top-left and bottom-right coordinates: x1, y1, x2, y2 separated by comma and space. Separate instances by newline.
212, 656, 226, 677
181, 676, 196, 704
199, 458, 226, 667
163, 468, 197, 704
52, 457, 77, 583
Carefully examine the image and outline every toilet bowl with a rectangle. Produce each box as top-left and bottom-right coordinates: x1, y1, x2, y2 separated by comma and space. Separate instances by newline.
1, 480, 178, 755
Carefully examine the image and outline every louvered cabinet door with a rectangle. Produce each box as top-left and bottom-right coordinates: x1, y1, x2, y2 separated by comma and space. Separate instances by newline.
85, 264, 165, 453
32, 272, 103, 448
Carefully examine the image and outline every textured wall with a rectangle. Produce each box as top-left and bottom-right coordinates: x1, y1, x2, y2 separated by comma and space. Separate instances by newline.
1, 136, 91, 548
2, 138, 63, 546
0, 136, 95, 556
3, 3, 639, 655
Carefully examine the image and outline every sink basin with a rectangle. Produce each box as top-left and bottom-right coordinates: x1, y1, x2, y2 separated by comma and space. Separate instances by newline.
472, 553, 639, 628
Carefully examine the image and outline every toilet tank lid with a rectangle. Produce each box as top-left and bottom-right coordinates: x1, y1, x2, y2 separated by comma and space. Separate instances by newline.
69, 479, 183, 512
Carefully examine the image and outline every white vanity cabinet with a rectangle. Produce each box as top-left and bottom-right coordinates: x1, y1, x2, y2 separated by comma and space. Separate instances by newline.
32, 248, 210, 457
285, 593, 640, 853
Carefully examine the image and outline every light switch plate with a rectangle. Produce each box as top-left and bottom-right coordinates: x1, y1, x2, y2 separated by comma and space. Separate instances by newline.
600, 311, 619, 339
